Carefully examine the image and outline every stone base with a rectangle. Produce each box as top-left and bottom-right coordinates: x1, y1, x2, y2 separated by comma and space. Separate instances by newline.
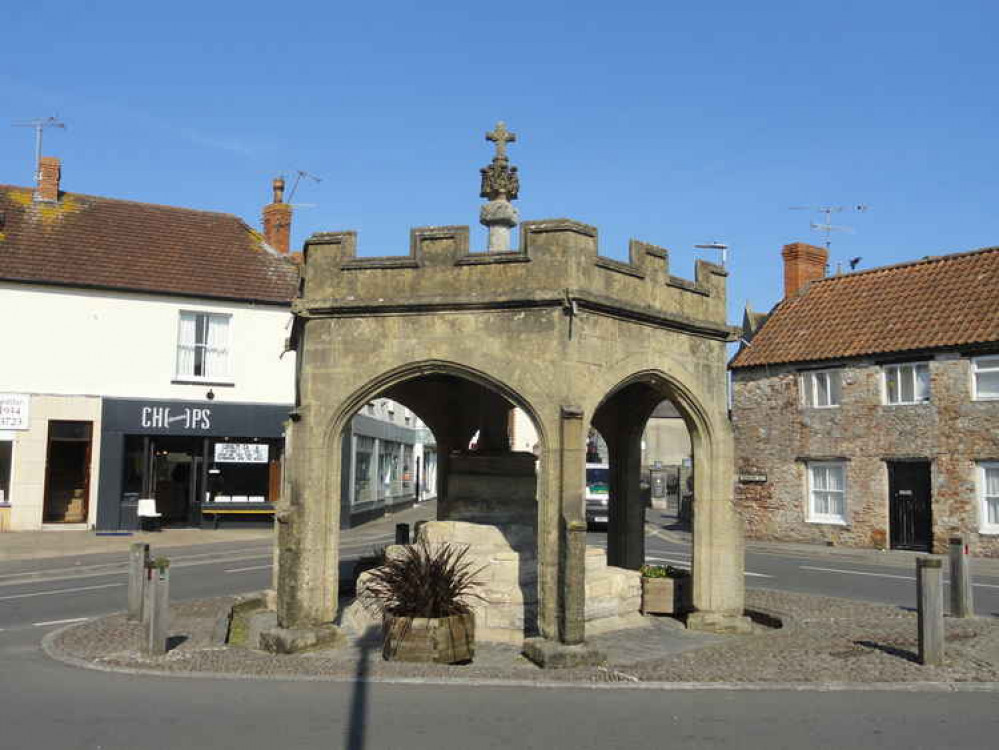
521, 637, 606, 669
685, 611, 754, 635
259, 624, 345, 654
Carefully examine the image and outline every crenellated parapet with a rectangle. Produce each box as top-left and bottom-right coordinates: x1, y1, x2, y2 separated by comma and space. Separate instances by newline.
296, 218, 733, 340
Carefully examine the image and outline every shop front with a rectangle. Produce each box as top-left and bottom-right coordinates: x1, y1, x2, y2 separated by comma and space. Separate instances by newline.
96, 398, 290, 531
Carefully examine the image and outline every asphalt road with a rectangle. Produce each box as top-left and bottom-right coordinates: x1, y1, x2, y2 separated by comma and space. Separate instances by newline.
2, 521, 999, 749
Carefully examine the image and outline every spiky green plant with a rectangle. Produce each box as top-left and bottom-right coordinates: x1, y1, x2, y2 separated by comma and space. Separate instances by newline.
640, 563, 690, 579
360, 539, 484, 619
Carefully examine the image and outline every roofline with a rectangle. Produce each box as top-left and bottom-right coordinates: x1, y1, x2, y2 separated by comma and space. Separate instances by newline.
0, 183, 247, 223
730, 340, 999, 371
809, 244, 999, 286
0, 276, 293, 308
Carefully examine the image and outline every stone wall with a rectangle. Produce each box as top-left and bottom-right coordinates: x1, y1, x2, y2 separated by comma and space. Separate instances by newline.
732, 354, 999, 557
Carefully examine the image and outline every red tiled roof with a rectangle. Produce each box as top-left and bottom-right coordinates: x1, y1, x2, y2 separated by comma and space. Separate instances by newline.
0, 185, 298, 304
730, 246, 999, 369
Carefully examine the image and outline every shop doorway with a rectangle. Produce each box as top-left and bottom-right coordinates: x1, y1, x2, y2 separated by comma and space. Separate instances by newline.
888, 461, 932, 551
43, 421, 93, 524
151, 436, 203, 526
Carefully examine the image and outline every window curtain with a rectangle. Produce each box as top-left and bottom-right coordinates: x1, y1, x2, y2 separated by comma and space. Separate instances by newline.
177, 312, 197, 376
205, 315, 230, 378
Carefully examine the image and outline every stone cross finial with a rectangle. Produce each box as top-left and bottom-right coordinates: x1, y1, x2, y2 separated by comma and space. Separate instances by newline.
486, 121, 516, 162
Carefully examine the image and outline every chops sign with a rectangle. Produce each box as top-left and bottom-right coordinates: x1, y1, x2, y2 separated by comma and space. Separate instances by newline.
141, 406, 211, 431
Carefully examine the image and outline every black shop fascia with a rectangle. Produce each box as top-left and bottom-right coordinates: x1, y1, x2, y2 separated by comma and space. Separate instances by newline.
96, 397, 291, 531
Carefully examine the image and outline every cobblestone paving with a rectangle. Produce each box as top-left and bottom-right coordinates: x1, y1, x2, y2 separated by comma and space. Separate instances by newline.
48, 589, 999, 685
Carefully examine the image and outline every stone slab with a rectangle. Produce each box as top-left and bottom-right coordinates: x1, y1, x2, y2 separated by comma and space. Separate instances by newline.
521, 637, 607, 669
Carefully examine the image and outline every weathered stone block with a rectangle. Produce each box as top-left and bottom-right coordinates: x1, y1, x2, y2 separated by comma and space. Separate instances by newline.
259, 625, 344, 654
522, 638, 606, 669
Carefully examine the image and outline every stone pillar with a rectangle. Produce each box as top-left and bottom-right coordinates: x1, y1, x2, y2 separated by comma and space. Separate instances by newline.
275, 407, 342, 628
606, 427, 644, 571
685, 418, 752, 633
558, 406, 587, 644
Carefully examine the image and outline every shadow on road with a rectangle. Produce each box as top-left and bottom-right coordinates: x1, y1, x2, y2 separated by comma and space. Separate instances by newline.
345, 628, 377, 750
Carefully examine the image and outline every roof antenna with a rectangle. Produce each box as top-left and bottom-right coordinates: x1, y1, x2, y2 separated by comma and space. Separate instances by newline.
12, 116, 67, 185
694, 241, 729, 267
287, 170, 322, 204
789, 205, 869, 251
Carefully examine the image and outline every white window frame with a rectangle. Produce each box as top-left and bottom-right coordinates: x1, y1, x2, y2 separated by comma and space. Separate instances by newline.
972, 356, 999, 401
800, 369, 842, 408
807, 461, 848, 525
175, 311, 233, 383
883, 362, 931, 405
979, 461, 999, 535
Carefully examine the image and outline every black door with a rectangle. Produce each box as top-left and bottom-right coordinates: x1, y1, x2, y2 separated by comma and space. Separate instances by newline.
888, 461, 932, 551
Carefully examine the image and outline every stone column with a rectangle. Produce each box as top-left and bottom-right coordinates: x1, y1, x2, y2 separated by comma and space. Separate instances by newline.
685, 417, 752, 633
606, 426, 645, 571
558, 406, 587, 644
275, 406, 342, 628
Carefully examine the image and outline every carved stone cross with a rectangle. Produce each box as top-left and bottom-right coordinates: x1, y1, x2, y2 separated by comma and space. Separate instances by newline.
486, 121, 516, 161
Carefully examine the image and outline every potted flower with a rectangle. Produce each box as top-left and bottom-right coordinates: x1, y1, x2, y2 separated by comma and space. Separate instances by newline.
359, 539, 483, 664
640, 564, 691, 616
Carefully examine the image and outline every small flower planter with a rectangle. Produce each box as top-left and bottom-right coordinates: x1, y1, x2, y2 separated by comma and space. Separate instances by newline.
640, 565, 691, 615
383, 612, 475, 664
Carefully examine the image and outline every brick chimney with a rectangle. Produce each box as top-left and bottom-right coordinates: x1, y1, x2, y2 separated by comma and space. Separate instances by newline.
262, 177, 292, 254
781, 241, 827, 298
36, 156, 61, 203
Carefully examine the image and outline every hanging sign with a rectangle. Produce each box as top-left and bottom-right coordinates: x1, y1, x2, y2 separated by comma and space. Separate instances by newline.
0, 394, 30, 430
214, 443, 270, 463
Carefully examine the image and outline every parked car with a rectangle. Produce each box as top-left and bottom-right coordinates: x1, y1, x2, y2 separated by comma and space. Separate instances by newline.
585, 463, 610, 527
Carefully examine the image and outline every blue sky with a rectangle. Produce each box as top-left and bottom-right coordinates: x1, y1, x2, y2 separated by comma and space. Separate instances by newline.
4, 1, 998, 320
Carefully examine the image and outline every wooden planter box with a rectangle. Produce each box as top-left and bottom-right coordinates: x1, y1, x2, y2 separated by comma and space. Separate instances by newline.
383, 612, 475, 664
641, 576, 691, 615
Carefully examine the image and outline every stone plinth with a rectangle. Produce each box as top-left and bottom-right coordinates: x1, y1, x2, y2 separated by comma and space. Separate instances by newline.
342, 520, 645, 644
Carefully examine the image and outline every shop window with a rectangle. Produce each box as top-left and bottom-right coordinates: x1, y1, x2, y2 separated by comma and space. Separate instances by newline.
176, 311, 231, 381
0, 441, 12, 503
884, 363, 930, 404
208, 440, 277, 503
354, 436, 375, 505
807, 461, 847, 524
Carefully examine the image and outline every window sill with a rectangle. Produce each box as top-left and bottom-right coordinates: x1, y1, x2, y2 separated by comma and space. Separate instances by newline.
979, 527, 999, 536
802, 405, 840, 410
972, 396, 999, 402
172, 379, 235, 387
806, 517, 848, 526
883, 401, 932, 407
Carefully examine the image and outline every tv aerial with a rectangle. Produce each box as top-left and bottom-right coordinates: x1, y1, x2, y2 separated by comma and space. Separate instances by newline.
287, 169, 322, 205
789, 204, 869, 250
12, 116, 66, 183
694, 241, 729, 267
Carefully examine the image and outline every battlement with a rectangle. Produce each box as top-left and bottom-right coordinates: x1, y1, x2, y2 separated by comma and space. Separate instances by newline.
297, 218, 731, 337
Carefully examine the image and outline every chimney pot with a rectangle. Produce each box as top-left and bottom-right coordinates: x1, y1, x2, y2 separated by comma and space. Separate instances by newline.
781, 241, 828, 298
36, 156, 61, 203
262, 176, 292, 254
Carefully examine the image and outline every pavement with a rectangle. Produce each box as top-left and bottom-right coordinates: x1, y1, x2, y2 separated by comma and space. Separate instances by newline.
0, 501, 435, 563
8, 504, 999, 690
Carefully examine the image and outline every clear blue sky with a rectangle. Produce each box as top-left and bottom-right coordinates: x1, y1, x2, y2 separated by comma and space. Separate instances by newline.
5, 1, 998, 320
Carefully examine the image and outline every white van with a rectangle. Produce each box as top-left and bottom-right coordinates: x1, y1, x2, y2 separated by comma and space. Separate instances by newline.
585, 463, 610, 526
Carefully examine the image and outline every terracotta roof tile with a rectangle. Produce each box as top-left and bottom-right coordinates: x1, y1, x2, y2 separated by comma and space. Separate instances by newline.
0, 185, 298, 304
730, 246, 999, 368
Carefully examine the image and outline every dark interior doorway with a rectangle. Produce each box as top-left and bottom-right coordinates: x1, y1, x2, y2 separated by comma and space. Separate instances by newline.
888, 460, 932, 551
151, 436, 203, 526
43, 421, 93, 524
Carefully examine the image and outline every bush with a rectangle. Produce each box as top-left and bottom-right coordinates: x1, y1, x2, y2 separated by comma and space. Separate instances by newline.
640, 563, 689, 579
360, 539, 484, 619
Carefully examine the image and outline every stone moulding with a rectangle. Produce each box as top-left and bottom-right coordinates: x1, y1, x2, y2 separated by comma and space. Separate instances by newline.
292, 289, 735, 340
